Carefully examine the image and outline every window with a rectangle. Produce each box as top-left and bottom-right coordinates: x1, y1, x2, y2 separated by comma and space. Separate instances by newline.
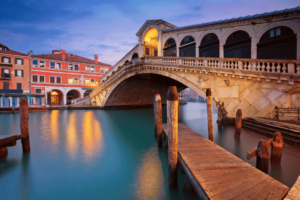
33, 75, 38, 82
69, 64, 73, 70
100, 69, 104, 74
50, 76, 55, 83
56, 63, 61, 69
35, 88, 42, 94
2, 57, 10, 63
154, 50, 158, 57
74, 78, 79, 84
85, 79, 90, 85
0, 47, 3, 51
32, 60, 38, 67
145, 48, 149, 55
40, 76, 45, 83
56, 77, 61, 84
86, 66, 90, 72
68, 78, 73, 84
75, 65, 79, 71
270, 30, 275, 38
15, 70, 23, 77
16, 58, 23, 65
276, 28, 281, 36
91, 79, 95, 85
2, 68, 10, 78
17, 83, 22, 90
50, 62, 55, 68
40, 61, 45, 67
3, 82, 9, 90
91, 66, 95, 72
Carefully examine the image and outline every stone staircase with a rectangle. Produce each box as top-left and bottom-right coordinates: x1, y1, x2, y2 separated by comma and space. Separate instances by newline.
71, 96, 92, 106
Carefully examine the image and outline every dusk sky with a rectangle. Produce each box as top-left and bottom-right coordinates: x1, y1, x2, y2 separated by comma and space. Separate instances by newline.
1, 0, 299, 66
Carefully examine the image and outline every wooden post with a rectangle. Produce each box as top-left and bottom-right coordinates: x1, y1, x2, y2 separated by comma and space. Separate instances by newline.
20, 97, 30, 152
271, 132, 283, 164
206, 89, 214, 142
256, 140, 269, 174
0, 147, 8, 157
217, 106, 222, 129
167, 86, 178, 187
154, 94, 162, 147
234, 109, 242, 139
12, 105, 15, 113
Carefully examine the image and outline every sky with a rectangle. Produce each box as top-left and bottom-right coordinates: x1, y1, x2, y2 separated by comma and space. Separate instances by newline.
0, 0, 299, 66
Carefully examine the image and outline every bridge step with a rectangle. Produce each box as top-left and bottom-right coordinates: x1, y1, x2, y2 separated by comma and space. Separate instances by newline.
162, 123, 289, 199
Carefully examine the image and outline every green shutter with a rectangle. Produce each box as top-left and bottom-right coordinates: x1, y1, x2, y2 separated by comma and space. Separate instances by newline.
21, 70, 24, 77
15, 69, 17, 77
15, 58, 17, 64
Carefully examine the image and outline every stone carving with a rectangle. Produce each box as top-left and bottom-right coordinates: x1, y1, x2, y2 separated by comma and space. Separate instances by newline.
224, 79, 230, 86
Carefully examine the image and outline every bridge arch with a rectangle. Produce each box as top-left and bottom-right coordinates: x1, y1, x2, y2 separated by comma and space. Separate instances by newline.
224, 30, 251, 58
143, 28, 158, 57
199, 33, 220, 58
179, 35, 196, 57
163, 37, 177, 57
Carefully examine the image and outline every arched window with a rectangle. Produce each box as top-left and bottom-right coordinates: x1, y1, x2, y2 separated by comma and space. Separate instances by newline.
118, 66, 121, 69
125, 60, 129, 64
224, 31, 251, 58
132, 53, 138, 60
163, 38, 177, 57
199, 33, 219, 57
257, 26, 296, 60
179, 36, 196, 57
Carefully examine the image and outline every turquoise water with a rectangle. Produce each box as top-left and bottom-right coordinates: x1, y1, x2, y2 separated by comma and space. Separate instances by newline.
0, 102, 300, 200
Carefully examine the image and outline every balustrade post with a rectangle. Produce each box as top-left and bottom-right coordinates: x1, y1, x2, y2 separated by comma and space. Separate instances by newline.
178, 58, 182, 65
288, 63, 295, 74
238, 61, 243, 70
204, 59, 208, 67
167, 86, 179, 188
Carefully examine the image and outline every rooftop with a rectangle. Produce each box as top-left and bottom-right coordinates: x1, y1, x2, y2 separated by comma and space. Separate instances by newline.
164, 6, 300, 32
0, 43, 27, 56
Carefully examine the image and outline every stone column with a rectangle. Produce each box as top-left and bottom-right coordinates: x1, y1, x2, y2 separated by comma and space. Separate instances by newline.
251, 38, 257, 59
219, 40, 225, 58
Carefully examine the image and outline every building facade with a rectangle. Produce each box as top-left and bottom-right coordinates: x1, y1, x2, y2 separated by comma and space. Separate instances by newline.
31, 50, 111, 105
0, 43, 35, 107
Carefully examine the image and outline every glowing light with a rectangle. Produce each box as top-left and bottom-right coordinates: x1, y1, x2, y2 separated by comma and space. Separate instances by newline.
66, 112, 78, 158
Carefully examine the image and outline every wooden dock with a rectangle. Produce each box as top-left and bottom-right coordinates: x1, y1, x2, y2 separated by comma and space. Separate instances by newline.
162, 123, 289, 199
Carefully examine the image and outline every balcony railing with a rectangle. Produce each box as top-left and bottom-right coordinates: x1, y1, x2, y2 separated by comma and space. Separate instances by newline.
144, 56, 300, 75
0, 73, 11, 79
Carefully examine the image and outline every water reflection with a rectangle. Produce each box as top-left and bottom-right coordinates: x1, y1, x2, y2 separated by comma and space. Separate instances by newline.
134, 147, 166, 199
82, 111, 103, 163
66, 112, 78, 158
50, 110, 59, 148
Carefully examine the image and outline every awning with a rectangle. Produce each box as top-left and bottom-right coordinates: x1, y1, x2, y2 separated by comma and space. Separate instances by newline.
2, 94, 45, 97
82, 88, 95, 90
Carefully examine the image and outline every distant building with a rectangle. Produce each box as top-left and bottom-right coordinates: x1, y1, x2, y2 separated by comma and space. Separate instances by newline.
0, 43, 32, 106
179, 88, 205, 102
31, 50, 111, 105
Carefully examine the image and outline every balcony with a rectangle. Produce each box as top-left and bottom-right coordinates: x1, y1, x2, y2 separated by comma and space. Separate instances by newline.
0, 74, 11, 80
0, 89, 23, 94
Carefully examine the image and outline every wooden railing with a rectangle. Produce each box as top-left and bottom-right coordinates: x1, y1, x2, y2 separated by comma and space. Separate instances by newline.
145, 56, 300, 74
275, 107, 300, 121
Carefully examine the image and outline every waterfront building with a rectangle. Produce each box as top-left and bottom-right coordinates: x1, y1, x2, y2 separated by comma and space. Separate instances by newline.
31, 50, 111, 105
0, 43, 33, 107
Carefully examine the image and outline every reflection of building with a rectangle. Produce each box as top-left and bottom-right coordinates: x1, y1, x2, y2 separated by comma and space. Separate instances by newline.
31, 50, 111, 105
0, 43, 36, 107
179, 88, 205, 102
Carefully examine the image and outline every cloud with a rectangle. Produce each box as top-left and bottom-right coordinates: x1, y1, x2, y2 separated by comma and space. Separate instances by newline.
97, 44, 118, 49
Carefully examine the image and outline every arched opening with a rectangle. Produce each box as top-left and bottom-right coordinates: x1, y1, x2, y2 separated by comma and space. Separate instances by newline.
84, 90, 92, 97
257, 26, 297, 60
132, 53, 139, 63
179, 36, 196, 57
163, 38, 177, 57
47, 89, 63, 105
224, 30, 251, 58
143, 28, 158, 57
118, 66, 121, 69
66, 90, 81, 105
199, 33, 219, 57
125, 60, 129, 64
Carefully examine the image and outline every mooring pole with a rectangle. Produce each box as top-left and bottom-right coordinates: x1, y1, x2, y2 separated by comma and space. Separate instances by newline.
256, 140, 269, 174
20, 97, 30, 152
206, 88, 214, 142
154, 94, 162, 147
271, 132, 283, 164
218, 106, 222, 129
167, 86, 179, 187
234, 109, 242, 139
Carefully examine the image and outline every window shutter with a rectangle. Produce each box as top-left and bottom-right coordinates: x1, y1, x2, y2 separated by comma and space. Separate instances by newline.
21, 70, 24, 77
1, 56, 3, 62
15, 70, 17, 77
15, 58, 17, 64
1, 68, 3, 76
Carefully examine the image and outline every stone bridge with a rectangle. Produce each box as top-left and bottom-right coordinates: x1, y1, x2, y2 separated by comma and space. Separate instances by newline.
90, 56, 300, 118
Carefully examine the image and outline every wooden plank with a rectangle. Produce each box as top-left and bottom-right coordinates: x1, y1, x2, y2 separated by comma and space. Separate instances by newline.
0, 135, 21, 147
162, 123, 289, 199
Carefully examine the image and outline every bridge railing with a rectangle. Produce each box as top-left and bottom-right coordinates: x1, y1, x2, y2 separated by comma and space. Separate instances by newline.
145, 57, 300, 74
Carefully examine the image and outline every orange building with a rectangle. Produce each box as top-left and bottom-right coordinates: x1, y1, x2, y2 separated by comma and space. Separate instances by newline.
31, 50, 111, 105
0, 43, 33, 107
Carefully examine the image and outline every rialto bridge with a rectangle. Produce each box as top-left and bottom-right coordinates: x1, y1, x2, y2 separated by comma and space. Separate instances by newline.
89, 7, 300, 118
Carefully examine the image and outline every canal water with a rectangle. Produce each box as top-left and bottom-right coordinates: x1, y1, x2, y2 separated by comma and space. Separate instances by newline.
0, 102, 300, 200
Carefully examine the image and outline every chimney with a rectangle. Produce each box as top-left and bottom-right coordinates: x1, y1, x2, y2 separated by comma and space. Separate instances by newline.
94, 55, 98, 64
62, 50, 66, 60
30, 50, 33, 56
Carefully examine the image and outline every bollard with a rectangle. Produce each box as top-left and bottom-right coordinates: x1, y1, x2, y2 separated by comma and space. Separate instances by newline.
234, 109, 242, 139
0, 147, 8, 157
217, 106, 222, 129
167, 86, 179, 187
256, 140, 269, 174
206, 89, 214, 142
271, 132, 283, 164
20, 97, 30, 152
154, 94, 162, 147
